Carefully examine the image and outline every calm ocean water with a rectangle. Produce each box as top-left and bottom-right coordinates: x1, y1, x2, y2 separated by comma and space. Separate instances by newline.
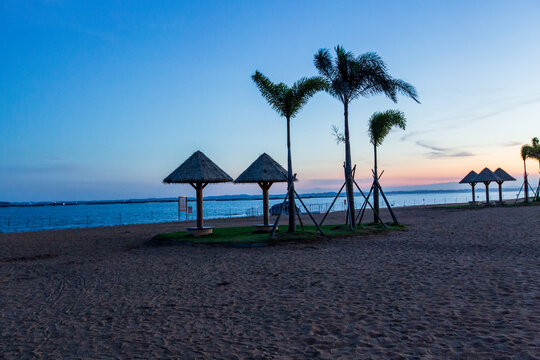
0, 189, 524, 233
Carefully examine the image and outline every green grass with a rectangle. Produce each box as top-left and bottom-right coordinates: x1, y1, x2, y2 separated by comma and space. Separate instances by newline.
153, 223, 406, 245
433, 200, 540, 210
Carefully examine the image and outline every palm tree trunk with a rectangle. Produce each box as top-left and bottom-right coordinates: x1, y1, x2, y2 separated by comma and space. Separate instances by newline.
524, 160, 529, 202
343, 101, 355, 229
373, 144, 379, 223
536, 160, 540, 201
287, 116, 296, 232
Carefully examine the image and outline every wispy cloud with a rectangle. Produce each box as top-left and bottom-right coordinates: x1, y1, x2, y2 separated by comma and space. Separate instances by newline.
416, 141, 475, 159
401, 95, 540, 141
1, 162, 82, 175
500, 141, 523, 147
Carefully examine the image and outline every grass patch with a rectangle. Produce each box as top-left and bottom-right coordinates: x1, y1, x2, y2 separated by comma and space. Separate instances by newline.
432, 204, 484, 210
153, 223, 406, 246
433, 200, 540, 210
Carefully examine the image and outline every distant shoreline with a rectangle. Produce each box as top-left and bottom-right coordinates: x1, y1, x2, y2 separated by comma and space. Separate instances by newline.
1, 188, 521, 208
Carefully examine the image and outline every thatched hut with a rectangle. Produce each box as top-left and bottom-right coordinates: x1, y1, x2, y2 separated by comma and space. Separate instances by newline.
459, 170, 478, 203
163, 150, 232, 235
234, 153, 288, 231
494, 168, 516, 203
474, 167, 501, 204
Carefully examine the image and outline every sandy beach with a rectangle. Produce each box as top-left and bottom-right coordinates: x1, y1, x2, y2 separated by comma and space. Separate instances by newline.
1, 205, 539, 359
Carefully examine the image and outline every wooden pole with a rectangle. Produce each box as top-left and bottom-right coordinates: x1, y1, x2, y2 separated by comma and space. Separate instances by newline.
270, 191, 289, 239
293, 189, 324, 235
295, 203, 304, 231
196, 182, 204, 229
471, 183, 476, 202
318, 181, 346, 227
376, 181, 398, 224
357, 183, 374, 225
497, 181, 503, 203
352, 179, 386, 227
484, 182, 490, 204
259, 182, 271, 226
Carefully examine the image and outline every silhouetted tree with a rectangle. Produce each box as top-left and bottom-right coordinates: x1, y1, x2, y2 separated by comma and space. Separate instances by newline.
521, 144, 532, 202
529, 137, 540, 200
368, 110, 406, 222
314, 46, 418, 228
252, 71, 328, 232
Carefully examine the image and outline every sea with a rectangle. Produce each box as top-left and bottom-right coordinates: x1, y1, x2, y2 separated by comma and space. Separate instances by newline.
0, 188, 528, 233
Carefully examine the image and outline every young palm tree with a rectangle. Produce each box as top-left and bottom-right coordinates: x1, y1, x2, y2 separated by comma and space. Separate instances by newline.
521, 144, 533, 202
368, 110, 406, 223
314, 46, 418, 228
252, 71, 328, 232
530, 137, 540, 200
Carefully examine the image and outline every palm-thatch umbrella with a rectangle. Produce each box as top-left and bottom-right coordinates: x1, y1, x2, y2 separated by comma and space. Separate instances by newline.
474, 167, 501, 204
459, 170, 478, 203
494, 168, 516, 203
234, 153, 288, 231
163, 151, 232, 235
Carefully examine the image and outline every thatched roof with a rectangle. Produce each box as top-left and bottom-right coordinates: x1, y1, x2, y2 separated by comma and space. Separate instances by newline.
474, 167, 500, 183
459, 170, 478, 184
234, 153, 288, 183
163, 151, 233, 183
494, 168, 516, 182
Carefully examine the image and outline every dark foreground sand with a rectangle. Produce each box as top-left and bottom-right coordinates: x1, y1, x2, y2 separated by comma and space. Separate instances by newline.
1, 205, 539, 359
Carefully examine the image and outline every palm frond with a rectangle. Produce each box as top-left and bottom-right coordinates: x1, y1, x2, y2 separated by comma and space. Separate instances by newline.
521, 144, 533, 161
290, 76, 329, 117
251, 71, 288, 117
335, 45, 355, 85
314, 47, 419, 106
314, 49, 334, 79
390, 79, 420, 103
368, 110, 407, 146
528, 137, 540, 160
252, 71, 326, 119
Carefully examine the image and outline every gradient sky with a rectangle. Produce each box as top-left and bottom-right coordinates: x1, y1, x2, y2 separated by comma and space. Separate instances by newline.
1, 0, 539, 202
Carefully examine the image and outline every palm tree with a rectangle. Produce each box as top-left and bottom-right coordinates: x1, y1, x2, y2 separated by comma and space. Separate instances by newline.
521, 144, 533, 202
368, 110, 406, 223
529, 137, 540, 200
314, 46, 419, 228
252, 71, 328, 232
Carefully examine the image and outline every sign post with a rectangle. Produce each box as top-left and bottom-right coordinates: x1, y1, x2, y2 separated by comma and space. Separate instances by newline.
178, 196, 187, 221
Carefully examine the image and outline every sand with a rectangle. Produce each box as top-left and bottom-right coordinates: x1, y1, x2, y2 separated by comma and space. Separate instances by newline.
1, 205, 539, 359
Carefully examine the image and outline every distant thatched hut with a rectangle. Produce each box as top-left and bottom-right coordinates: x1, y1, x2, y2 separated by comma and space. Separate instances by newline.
235, 153, 288, 231
459, 170, 478, 203
494, 168, 516, 203
474, 168, 500, 204
164, 150, 232, 235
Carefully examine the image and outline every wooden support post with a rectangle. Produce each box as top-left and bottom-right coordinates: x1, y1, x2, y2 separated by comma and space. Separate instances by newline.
376, 183, 398, 224
357, 183, 374, 225
196, 182, 204, 229
484, 182, 490, 204
471, 183, 476, 202
318, 181, 346, 227
270, 191, 289, 240
294, 189, 324, 236
295, 203, 304, 231
497, 181, 503, 203
259, 182, 272, 226
352, 179, 386, 228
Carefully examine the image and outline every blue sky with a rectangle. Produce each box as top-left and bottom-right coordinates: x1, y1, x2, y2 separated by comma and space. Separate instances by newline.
1, 0, 539, 201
